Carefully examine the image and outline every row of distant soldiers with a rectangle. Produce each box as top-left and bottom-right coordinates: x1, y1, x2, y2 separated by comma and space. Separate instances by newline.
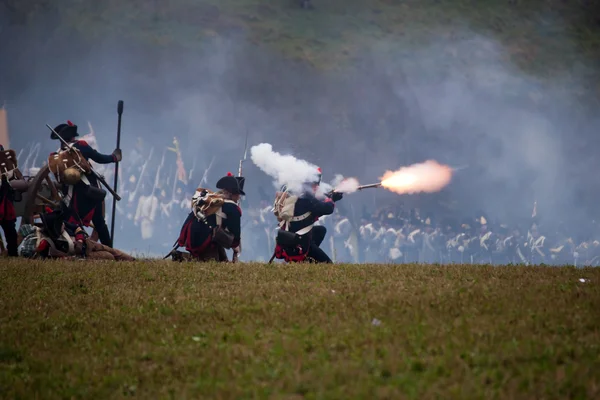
240, 204, 600, 266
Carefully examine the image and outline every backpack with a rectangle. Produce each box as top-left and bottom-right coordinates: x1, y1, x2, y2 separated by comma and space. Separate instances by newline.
191, 188, 226, 220
273, 190, 298, 222
0, 149, 18, 179
273, 188, 313, 233
48, 147, 92, 184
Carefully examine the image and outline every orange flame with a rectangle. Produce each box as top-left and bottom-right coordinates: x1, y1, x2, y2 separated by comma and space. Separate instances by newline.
379, 160, 453, 194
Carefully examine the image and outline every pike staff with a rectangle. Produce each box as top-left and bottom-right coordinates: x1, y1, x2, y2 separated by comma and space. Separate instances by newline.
110, 100, 124, 244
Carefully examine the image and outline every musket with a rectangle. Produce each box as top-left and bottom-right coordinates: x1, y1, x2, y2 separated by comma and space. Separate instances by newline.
200, 156, 215, 186
16, 147, 24, 167
130, 147, 154, 203
153, 149, 167, 193
357, 183, 382, 190
22, 143, 38, 175
30, 144, 41, 174
327, 182, 382, 196
188, 157, 196, 182
232, 128, 249, 262
237, 127, 248, 198
46, 124, 122, 201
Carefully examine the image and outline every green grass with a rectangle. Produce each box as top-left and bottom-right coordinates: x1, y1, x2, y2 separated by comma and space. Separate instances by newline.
1, 259, 599, 398
5, 0, 600, 75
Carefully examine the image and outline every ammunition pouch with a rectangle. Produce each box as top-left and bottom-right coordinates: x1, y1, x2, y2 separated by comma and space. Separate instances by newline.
276, 229, 301, 247
9, 179, 28, 193
85, 185, 106, 202
212, 226, 234, 249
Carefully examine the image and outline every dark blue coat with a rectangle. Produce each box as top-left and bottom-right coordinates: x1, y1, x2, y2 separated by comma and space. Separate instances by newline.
283, 191, 335, 251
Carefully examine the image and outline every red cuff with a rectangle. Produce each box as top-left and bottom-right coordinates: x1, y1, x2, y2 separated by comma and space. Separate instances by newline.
112, 155, 117, 162
75, 233, 86, 242
324, 198, 333, 203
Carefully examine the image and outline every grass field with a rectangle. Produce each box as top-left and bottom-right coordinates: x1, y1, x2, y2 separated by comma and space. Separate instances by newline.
4, 0, 600, 74
1, 260, 599, 399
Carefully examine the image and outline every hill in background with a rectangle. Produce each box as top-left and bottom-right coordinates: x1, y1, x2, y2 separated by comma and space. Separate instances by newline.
2, 0, 600, 77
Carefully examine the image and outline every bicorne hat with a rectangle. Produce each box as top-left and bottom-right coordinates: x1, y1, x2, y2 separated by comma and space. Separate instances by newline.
216, 172, 245, 196
50, 120, 79, 140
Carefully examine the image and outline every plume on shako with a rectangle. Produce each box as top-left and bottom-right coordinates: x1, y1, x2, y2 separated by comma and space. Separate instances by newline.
379, 160, 453, 194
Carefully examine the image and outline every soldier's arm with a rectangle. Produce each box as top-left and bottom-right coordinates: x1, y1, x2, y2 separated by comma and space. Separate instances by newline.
63, 222, 87, 242
224, 204, 242, 248
73, 141, 116, 164
36, 239, 71, 258
310, 197, 335, 218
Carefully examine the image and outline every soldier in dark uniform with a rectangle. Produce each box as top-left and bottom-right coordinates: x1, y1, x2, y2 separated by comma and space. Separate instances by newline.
273, 168, 343, 263
0, 144, 18, 256
50, 121, 121, 247
175, 174, 242, 262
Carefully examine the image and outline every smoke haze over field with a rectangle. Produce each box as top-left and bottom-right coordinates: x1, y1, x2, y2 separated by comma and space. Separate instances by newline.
2, 4, 600, 252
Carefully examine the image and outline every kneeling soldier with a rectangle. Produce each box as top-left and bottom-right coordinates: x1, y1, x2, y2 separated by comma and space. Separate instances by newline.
272, 167, 343, 263
174, 173, 242, 262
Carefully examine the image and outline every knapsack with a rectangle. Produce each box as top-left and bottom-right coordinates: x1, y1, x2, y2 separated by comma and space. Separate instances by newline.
191, 188, 226, 220
0, 149, 18, 178
273, 190, 298, 222
273, 188, 313, 233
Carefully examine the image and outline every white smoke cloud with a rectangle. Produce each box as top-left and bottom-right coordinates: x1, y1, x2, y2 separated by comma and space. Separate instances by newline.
333, 176, 360, 193
250, 143, 321, 193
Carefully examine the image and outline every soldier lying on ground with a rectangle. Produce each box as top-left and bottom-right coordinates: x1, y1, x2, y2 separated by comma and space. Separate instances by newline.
18, 208, 135, 261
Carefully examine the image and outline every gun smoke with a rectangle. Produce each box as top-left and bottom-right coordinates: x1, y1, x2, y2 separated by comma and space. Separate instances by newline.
250, 143, 321, 193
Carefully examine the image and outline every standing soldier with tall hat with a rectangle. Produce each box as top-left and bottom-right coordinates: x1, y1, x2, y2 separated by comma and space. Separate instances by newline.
171, 173, 243, 262
50, 121, 122, 247
0, 144, 24, 256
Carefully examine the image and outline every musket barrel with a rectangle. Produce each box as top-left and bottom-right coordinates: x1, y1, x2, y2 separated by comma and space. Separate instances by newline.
357, 183, 382, 190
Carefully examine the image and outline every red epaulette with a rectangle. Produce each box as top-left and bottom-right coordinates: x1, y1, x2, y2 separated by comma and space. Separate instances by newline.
76, 140, 89, 146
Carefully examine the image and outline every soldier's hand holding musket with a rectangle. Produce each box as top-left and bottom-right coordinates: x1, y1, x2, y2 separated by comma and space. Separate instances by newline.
326, 190, 344, 202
